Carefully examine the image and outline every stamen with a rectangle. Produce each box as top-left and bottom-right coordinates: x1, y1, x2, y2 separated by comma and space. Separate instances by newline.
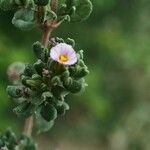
59, 55, 68, 62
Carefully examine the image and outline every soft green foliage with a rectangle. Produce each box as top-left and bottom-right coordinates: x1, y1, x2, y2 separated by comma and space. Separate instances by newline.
34, 0, 50, 6
7, 38, 89, 132
12, 9, 36, 30
69, 0, 93, 22
0, 129, 37, 150
0, 0, 17, 10
0, 0, 93, 31
1, 0, 150, 149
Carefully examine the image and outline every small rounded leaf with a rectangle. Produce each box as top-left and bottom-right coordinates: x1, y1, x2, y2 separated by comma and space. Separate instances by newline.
40, 104, 57, 122
70, 0, 93, 22
12, 8, 36, 30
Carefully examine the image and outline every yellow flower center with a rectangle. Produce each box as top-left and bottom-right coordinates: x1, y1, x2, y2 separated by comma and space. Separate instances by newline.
59, 55, 69, 62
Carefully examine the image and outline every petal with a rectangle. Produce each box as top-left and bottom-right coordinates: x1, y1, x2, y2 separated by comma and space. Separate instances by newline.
50, 48, 59, 60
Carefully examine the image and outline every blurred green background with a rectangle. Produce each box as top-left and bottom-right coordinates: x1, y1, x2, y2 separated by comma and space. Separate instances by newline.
0, 0, 150, 150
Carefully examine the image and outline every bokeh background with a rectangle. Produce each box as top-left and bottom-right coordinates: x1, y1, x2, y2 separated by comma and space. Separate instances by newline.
0, 0, 150, 150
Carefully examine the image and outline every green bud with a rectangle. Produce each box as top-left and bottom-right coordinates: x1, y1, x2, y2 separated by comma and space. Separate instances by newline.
40, 104, 57, 122
34, 0, 50, 6
21, 75, 30, 86
7, 85, 23, 98
51, 76, 62, 86
41, 91, 53, 101
13, 102, 35, 118
26, 79, 42, 89
63, 77, 82, 93
32, 74, 42, 80
61, 70, 70, 78
24, 64, 35, 77
33, 60, 45, 76
56, 102, 69, 116
41, 91, 56, 105
51, 85, 67, 100
32, 41, 43, 59
40, 83, 48, 91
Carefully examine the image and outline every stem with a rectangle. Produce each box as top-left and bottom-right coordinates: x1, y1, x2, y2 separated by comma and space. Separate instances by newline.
23, 116, 33, 136
23, 0, 61, 137
51, 0, 58, 12
42, 23, 53, 47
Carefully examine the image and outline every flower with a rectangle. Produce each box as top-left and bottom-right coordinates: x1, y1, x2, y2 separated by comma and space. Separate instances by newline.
50, 43, 77, 65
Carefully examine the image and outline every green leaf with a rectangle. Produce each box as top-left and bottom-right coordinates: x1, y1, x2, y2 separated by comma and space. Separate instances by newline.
56, 102, 70, 116
12, 8, 36, 30
70, 0, 93, 22
51, 85, 68, 100
13, 102, 35, 118
15, 0, 30, 6
63, 77, 82, 93
24, 64, 35, 77
26, 79, 42, 89
45, 10, 57, 21
34, 0, 50, 6
16, 135, 37, 150
0, 0, 17, 10
33, 60, 45, 76
6, 85, 23, 98
66, 38, 75, 47
40, 104, 57, 122
35, 114, 54, 133
32, 41, 43, 59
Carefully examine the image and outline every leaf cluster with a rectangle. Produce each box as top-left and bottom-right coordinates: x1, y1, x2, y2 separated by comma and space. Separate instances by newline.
0, 0, 93, 30
7, 39, 89, 133
0, 129, 37, 150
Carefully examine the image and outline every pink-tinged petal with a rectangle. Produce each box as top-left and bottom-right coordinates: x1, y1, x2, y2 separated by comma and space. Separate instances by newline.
50, 48, 59, 61
68, 57, 78, 65
50, 43, 77, 65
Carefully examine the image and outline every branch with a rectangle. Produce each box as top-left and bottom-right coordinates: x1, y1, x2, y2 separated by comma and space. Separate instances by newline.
23, 116, 33, 136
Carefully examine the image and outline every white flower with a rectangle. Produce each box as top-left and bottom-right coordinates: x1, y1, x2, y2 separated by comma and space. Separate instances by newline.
50, 43, 77, 65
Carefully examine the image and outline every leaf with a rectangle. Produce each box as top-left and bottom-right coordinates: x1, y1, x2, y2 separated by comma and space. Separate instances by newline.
0, 0, 17, 10
70, 0, 93, 22
45, 10, 57, 21
13, 102, 35, 118
33, 60, 45, 76
56, 102, 70, 116
16, 135, 37, 150
63, 77, 82, 93
15, 0, 30, 6
40, 104, 57, 122
32, 41, 44, 59
35, 113, 54, 133
24, 64, 35, 77
6, 85, 23, 98
66, 38, 75, 47
12, 8, 36, 30
34, 0, 50, 6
